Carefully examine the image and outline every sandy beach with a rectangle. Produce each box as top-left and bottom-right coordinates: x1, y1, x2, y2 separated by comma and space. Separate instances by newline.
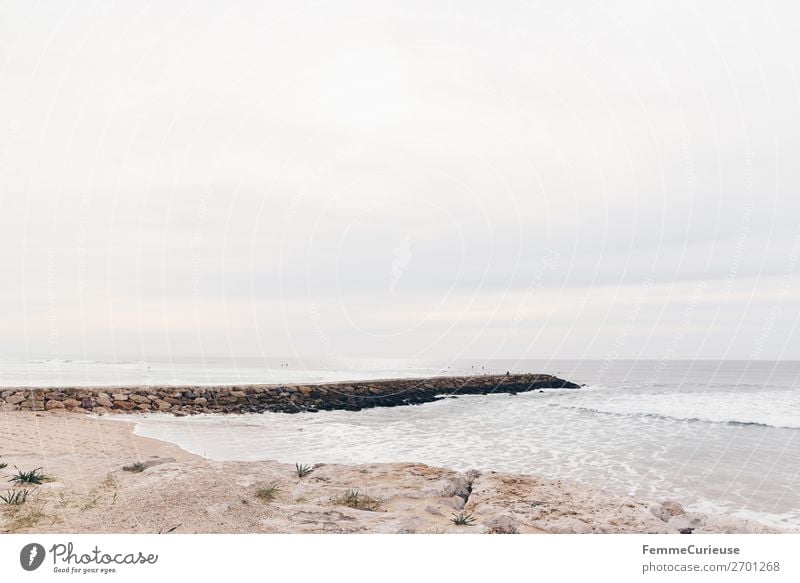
0, 411, 784, 534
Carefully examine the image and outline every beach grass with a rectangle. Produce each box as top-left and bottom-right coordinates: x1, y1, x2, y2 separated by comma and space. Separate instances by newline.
331, 489, 382, 511
451, 511, 477, 526
0, 489, 30, 505
295, 463, 314, 478
8, 467, 48, 485
3, 505, 47, 532
255, 482, 282, 503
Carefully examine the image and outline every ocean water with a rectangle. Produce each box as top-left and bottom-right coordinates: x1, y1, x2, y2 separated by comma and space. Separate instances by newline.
4, 358, 799, 529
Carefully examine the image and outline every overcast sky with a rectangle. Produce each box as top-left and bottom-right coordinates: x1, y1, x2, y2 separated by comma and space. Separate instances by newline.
2, 0, 800, 361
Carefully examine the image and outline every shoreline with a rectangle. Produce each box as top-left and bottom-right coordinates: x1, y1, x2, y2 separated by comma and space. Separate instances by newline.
0, 373, 580, 415
0, 411, 787, 534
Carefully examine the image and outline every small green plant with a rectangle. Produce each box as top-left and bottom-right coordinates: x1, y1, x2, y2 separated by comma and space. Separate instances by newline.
451, 511, 477, 526
331, 489, 382, 511
122, 462, 147, 473
295, 463, 314, 478
255, 482, 281, 503
0, 460, 7, 470
0, 489, 30, 505
9, 468, 48, 485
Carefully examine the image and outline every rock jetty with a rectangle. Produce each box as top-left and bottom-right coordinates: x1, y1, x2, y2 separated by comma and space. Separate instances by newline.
0, 373, 579, 416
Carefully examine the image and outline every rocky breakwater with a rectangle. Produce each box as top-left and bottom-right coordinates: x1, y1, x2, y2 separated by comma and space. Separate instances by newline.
0, 373, 580, 416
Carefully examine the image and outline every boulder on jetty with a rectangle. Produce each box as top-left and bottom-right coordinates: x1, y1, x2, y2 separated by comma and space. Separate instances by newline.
0, 373, 580, 416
